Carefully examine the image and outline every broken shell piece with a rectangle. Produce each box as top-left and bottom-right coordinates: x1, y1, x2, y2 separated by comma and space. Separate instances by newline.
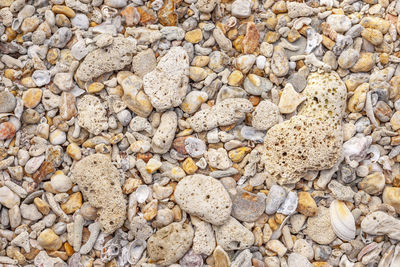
135, 185, 150, 204
329, 200, 356, 241
127, 239, 146, 264
361, 211, 400, 240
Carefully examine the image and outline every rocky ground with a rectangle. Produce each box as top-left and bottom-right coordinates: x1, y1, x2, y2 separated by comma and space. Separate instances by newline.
1, 0, 400, 266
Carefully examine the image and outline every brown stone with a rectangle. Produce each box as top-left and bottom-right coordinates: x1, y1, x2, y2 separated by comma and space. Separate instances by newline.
158, 0, 177, 26
242, 22, 259, 54
297, 192, 317, 216
121, 6, 140, 26
61, 192, 83, 214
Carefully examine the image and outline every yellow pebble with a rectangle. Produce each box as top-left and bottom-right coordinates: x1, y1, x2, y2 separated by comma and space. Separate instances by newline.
145, 158, 162, 174
185, 29, 203, 43
228, 147, 251, 163
66, 143, 82, 160
87, 82, 104, 93
4, 69, 16, 81
228, 70, 244, 86
182, 157, 198, 175
22, 88, 42, 108
52, 5, 76, 18
268, 217, 279, 231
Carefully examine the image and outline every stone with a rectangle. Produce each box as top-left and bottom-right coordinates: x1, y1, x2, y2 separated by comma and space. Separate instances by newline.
37, 229, 62, 251
213, 216, 254, 250
49, 129, 66, 145
305, 207, 336, 245
182, 157, 198, 175
278, 83, 306, 114
22, 88, 42, 108
0, 122, 16, 140
76, 37, 136, 82
391, 111, 400, 130
338, 48, 360, 69
77, 95, 108, 135
266, 240, 287, 257
61, 192, 82, 214
185, 29, 203, 43
350, 53, 375, 72
227, 70, 244, 86
263, 71, 346, 184
235, 54, 256, 74
287, 2, 314, 18
147, 222, 194, 265
293, 239, 314, 260
48, 27, 72, 48
231, 0, 251, 18
213, 246, 230, 267
158, 0, 177, 26
265, 185, 286, 215
190, 67, 208, 82
242, 22, 259, 54
326, 15, 351, 33
131, 49, 156, 78
205, 148, 232, 170
50, 173, 72, 193
174, 174, 232, 225
72, 154, 126, 234
243, 74, 273, 96
0, 91, 16, 112
359, 172, 385, 195
361, 28, 383, 46
347, 83, 368, 113
151, 111, 177, 154
328, 180, 355, 202
252, 100, 279, 130
143, 47, 189, 111
191, 216, 215, 255
20, 203, 43, 221
360, 16, 390, 34
188, 98, 253, 132
213, 28, 233, 52
287, 253, 313, 267
0, 186, 20, 208
271, 45, 289, 77
196, 0, 216, 12
297, 192, 317, 216
231, 189, 266, 222
181, 91, 208, 114
383, 186, 400, 214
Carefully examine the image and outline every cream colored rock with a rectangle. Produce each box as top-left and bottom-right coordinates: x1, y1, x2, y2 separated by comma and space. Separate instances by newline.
180, 91, 208, 114
72, 154, 126, 234
361, 211, 400, 240
143, 47, 189, 111
213, 216, 254, 250
359, 172, 385, 195
252, 100, 279, 130
77, 95, 108, 135
347, 83, 368, 113
278, 83, 306, 114
151, 111, 177, 154
37, 229, 62, 250
264, 71, 346, 184
174, 174, 232, 225
191, 216, 216, 256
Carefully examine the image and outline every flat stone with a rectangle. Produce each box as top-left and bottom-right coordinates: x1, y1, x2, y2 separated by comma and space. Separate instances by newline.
305, 207, 336, 245
231, 189, 266, 222
213, 216, 254, 251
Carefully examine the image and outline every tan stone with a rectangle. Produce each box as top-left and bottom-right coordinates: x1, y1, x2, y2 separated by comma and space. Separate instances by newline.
391, 111, 400, 130
189, 67, 208, 82
52, 5, 76, 18
383, 186, 400, 213
265, 31, 280, 43
278, 83, 306, 114
360, 16, 390, 33
22, 88, 42, 108
61, 192, 82, 214
350, 53, 375, 72
66, 143, 81, 160
347, 83, 368, 113
37, 229, 62, 251
228, 147, 251, 163
361, 28, 383, 46
359, 172, 385, 195
213, 246, 230, 267
242, 22, 259, 54
87, 82, 104, 93
143, 199, 158, 221
34, 197, 50, 215
227, 70, 244, 86
182, 157, 198, 175
297, 192, 317, 216
185, 29, 203, 43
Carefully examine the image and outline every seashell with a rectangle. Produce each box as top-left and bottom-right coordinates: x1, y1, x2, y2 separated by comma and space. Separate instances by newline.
366, 145, 380, 162
32, 70, 51, 87
277, 191, 298, 215
361, 211, 400, 240
184, 136, 206, 157
378, 244, 394, 267
390, 244, 400, 266
127, 239, 146, 264
321, 22, 337, 41
226, 16, 237, 28
293, 17, 312, 31
305, 28, 322, 54
135, 185, 150, 204
101, 234, 121, 262
358, 242, 378, 261
0, 122, 16, 140
329, 200, 356, 241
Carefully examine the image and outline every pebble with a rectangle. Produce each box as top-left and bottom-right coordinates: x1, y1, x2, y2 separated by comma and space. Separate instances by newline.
231, 0, 252, 18
147, 223, 194, 266
213, 216, 254, 250
37, 229, 62, 250
174, 174, 232, 225
265, 185, 287, 215
50, 172, 72, 193
305, 207, 336, 245
278, 83, 306, 114
231, 189, 266, 222
326, 15, 351, 33
243, 74, 273, 95
383, 186, 400, 214
297, 192, 317, 217
0, 186, 20, 208
0, 91, 16, 112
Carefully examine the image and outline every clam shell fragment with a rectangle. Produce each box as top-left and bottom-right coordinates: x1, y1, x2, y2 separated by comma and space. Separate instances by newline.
329, 200, 356, 241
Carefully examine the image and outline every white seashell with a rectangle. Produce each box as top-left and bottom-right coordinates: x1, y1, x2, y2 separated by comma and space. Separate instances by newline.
135, 185, 150, 204
390, 244, 400, 267
329, 200, 356, 241
127, 239, 146, 264
361, 211, 400, 240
